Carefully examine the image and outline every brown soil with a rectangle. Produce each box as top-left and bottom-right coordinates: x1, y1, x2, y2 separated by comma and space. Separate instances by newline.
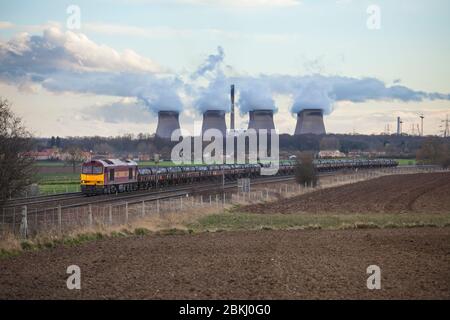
0, 227, 449, 299
241, 172, 450, 215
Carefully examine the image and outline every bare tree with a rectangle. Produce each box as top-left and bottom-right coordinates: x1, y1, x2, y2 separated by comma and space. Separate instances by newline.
64, 146, 84, 173
0, 98, 35, 203
416, 137, 450, 168
320, 136, 340, 151
294, 152, 318, 187
93, 142, 115, 156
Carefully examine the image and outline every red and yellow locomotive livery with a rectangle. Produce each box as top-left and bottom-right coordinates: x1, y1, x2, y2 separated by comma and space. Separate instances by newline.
80, 159, 138, 195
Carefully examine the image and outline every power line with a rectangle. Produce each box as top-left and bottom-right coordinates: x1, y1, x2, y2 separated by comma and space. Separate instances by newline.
441, 114, 449, 137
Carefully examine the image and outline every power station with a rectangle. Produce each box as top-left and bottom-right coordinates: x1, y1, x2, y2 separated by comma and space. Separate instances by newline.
153, 86, 330, 137
201, 110, 227, 137
294, 109, 326, 135
155, 111, 181, 139
247, 109, 275, 132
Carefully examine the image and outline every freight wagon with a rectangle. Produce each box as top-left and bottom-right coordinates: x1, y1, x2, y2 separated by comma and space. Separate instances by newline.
80, 158, 398, 195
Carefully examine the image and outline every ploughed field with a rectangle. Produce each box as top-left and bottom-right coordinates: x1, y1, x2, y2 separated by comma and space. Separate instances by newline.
0, 228, 449, 299
241, 172, 450, 215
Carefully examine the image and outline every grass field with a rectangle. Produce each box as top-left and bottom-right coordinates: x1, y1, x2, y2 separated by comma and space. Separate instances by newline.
33, 170, 80, 195
187, 212, 450, 232
33, 160, 68, 167
35, 172, 79, 182
38, 184, 81, 194
395, 158, 416, 165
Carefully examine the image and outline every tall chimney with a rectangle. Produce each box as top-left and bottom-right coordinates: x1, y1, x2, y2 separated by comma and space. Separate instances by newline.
230, 84, 235, 130
155, 111, 181, 139
294, 109, 326, 135
247, 109, 275, 132
397, 116, 402, 135
202, 110, 227, 137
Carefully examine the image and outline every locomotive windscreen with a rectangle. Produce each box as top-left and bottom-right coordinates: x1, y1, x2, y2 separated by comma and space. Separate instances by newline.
82, 165, 103, 174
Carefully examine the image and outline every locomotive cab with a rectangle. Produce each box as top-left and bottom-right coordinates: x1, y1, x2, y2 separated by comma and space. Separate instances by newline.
81, 159, 138, 195
80, 161, 105, 194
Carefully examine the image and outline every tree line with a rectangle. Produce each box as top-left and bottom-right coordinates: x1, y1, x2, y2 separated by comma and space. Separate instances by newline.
31, 132, 444, 159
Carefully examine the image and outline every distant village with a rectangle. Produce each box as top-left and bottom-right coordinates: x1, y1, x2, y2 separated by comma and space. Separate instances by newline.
26, 140, 391, 164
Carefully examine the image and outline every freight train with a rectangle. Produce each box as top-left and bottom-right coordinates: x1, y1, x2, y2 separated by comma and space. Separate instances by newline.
80, 158, 398, 195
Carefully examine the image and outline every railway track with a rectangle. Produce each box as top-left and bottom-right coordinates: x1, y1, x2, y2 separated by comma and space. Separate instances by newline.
3, 192, 83, 208
3, 166, 412, 211
2, 175, 297, 211
59, 175, 298, 209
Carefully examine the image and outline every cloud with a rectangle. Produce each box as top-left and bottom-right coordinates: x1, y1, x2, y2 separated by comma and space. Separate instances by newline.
191, 47, 450, 114
0, 25, 183, 113
83, 22, 301, 44
83, 22, 192, 39
291, 81, 332, 114
194, 76, 231, 113
30, 71, 184, 113
82, 98, 154, 124
192, 46, 225, 79
239, 74, 450, 115
0, 26, 161, 74
328, 76, 426, 102
191, 46, 231, 113
234, 77, 277, 114
137, 78, 184, 112
0, 21, 14, 29
1, 27, 449, 120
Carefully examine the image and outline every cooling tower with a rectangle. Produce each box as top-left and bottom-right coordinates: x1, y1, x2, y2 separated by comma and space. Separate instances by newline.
155, 111, 181, 139
202, 110, 227, 137
247, 110, 275, 132
294, 109, 326, 135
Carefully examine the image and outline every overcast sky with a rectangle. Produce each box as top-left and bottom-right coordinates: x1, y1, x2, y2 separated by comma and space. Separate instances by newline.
0, 0, 449, 137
